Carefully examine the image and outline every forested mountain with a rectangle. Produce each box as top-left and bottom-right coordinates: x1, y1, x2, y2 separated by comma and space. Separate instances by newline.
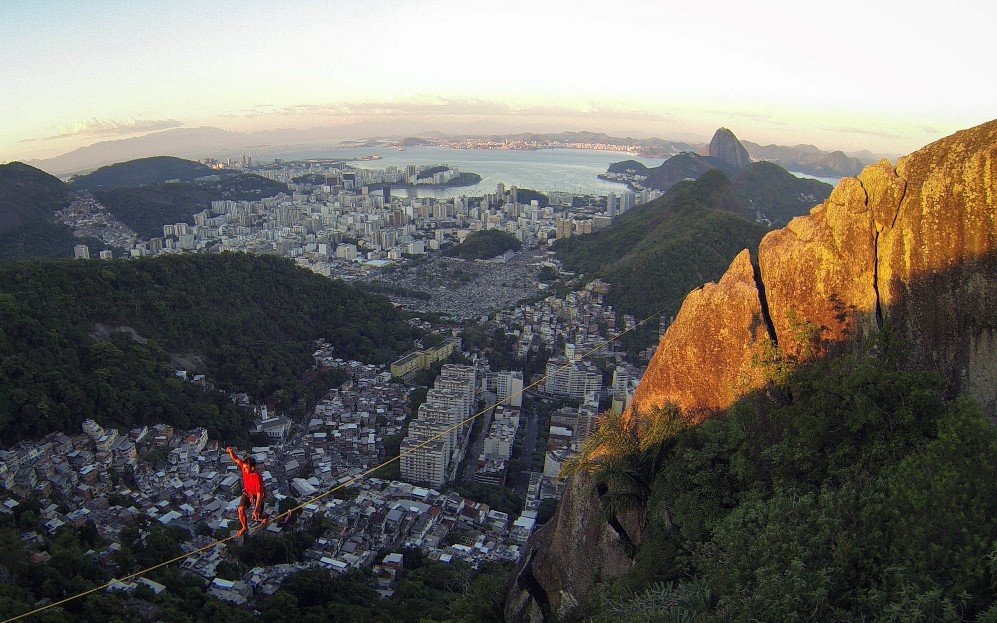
0, 162, 95, 259
0, 253, 415, 444
555, 171, 769, 338
1, 156, 287, 253
742, 139, 867, 176
69, 156, 222, 190
640, 129, 833, 225
91, 173, 286, 238
731, 160, 831, 225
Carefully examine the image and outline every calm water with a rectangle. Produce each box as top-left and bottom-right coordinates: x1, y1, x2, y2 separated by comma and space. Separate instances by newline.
789, 171, 842, 186
269, 145, 840, 197
271, 146, 664, 198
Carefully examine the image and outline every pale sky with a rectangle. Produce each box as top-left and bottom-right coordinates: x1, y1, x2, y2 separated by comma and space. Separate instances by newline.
2, 0, 994, 161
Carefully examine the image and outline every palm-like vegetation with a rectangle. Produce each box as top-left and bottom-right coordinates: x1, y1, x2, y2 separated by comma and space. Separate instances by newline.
563, 405, 685, 538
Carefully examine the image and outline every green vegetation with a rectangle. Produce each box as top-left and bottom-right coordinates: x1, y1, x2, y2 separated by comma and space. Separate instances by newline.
606, 160, 650, 175
0, 253, 414, 443
447, 482, 524, 516
577, 340, 997, 622
444, 229, 522, 260
92, 174, 286, 238
555, 171, 768, 348
512, 188, 549, 208
732, 160, 832, 225
416, 165, 449, 179
0, 515, 253, 623
69, 156, 220, 190
290, 173, 326, 185
537, 265, 558, 282
0, 161, 100, 259
263, 560, 511, 623
642, 152, 728, 192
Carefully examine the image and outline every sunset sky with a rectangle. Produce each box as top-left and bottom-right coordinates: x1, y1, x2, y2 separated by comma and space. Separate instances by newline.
2, 0, 994, 161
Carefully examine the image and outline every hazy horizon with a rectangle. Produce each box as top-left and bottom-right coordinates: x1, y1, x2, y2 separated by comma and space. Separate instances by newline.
3, 0, 995, 163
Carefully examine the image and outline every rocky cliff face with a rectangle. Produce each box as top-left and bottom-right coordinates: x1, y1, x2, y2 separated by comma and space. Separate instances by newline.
504, 472, 636, 623
709, 127, 752, 170
505, 120, 996, 621
632, 119, 996, 421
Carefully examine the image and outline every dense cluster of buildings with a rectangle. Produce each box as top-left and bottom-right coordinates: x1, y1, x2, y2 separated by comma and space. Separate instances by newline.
68, 158, 664, 276
400, 364, 478, 487
0, 415, 538, 605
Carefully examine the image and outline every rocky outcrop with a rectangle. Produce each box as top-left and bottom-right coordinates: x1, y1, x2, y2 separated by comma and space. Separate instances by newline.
627, 250, 772, 421
709, 127, 752, 170
505, 120, 996, 622
632, 119, 997, 420
504, 472, 635, 623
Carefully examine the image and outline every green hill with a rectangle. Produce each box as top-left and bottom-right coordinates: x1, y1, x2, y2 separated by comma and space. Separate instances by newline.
69, 156, 220, 190
444, 229, 522, 260
642, 152, 736, 192
92, 174, 286, 238
0, 253, 415, 443
555, 171, 768, 337
606, 160, 651, 175
0, 162, 101, 259
732, 161, 832, 225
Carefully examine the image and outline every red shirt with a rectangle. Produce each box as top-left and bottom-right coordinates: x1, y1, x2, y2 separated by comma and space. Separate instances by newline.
241, 467, 263, 496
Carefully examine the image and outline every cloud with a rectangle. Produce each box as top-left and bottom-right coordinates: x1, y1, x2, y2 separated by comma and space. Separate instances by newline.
43, 117, 183, 140
831, 126, 904, 140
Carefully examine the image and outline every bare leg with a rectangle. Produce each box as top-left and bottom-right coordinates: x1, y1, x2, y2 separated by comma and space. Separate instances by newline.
236, 502, 248, 536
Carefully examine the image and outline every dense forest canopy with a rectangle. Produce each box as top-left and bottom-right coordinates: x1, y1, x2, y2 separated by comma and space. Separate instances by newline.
575, 339, 996, 622
0, 253, 415, 443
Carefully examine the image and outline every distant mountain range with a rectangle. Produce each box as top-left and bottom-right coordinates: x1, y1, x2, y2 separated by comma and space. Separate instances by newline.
21, 125, 892, 178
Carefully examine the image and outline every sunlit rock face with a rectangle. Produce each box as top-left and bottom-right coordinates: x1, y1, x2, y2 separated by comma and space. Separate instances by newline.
631, 119, 996, 424
504, 120, 997, 623
627, 249, 771, 423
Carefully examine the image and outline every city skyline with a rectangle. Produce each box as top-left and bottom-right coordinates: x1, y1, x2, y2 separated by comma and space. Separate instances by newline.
2, 0, 995, 161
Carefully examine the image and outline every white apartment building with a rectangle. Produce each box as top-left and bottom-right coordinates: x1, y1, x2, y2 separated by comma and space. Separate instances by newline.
496, 370, 524, 408
542, 358, 602, 403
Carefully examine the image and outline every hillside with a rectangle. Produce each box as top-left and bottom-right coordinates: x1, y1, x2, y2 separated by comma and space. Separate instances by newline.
554, 171, 768, 331
69, 156, 221, 190
605, 160, 650, 175
444, 229, 522, 260
506, 119, 997, 622
731, 160, 832, 225
0, 253, 415, 443
0, 162, 96, 259
92, 173, 286, 237
641, 152, 732, 192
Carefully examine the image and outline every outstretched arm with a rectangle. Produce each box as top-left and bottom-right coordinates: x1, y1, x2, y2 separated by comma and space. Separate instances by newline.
225, 446, 247, 469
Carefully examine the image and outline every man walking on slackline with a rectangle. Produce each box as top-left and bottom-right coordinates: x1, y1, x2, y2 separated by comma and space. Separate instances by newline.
226, 446, 268, 536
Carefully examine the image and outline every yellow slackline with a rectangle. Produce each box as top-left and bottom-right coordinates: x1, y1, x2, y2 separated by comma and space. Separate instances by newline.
4, 297, 684, 623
